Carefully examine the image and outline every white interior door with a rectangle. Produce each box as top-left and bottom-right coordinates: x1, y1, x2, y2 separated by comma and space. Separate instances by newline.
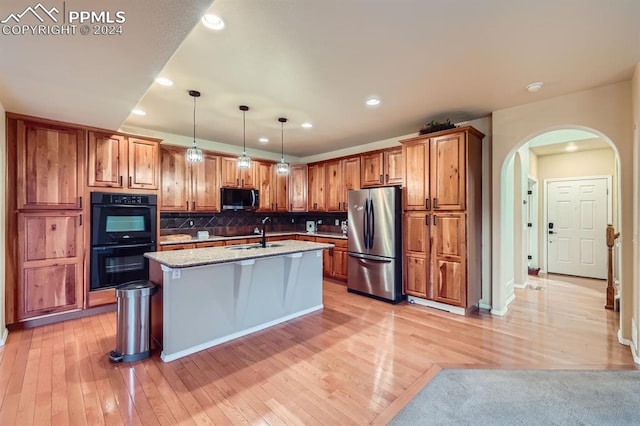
546, 178, 608, 279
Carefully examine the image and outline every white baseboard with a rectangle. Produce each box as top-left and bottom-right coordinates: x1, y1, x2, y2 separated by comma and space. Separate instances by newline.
0, 328, 7, 346
490, 293, 516, 316
406, 296, 466, 316
478, 302, 492, 310
619, 328, 640, 365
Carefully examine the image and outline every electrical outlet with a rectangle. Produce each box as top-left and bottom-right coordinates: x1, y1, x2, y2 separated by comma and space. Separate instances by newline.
334, 219, 339, 226
291, 218, 295, 223
188, 219, 194, 227
317, 220, 322, 225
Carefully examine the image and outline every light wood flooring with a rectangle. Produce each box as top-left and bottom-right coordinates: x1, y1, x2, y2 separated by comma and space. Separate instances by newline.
0, 274, 635, 425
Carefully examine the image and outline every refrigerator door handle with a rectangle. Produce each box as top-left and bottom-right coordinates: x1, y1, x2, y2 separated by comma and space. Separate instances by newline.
348, 252, 393, 263
369, 198, 375, 249
363, 198, 369, 250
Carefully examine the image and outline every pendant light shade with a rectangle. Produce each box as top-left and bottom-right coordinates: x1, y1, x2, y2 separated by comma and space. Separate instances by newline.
237, 105, 251, 169
185, 90, 204, 163
276, 117, 289, 175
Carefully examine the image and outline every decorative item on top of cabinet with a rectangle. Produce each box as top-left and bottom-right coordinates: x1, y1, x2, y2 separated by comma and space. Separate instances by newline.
160, 146, 220, 212
307, 162, 325, 212
400, 126, 484, 314
221, 156, 256, 188
289, 164, 308, 212
361, 147, 403, 187
325, 156, 360, 212
17, 211, 84, 320
17, 119, 85, 210
256, 161, 288, 212
89, 132, 160, 190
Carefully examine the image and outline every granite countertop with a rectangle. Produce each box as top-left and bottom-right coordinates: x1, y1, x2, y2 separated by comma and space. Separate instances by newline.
159, 231, 347, 245
145, 240, 334, 268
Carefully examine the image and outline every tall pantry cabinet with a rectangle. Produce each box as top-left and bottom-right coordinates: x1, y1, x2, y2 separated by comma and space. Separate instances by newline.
401, 126, 484, 315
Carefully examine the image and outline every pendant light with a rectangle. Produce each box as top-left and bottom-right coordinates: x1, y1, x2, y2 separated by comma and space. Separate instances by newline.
276, 117, 289, 175
185, 90, 204, 163
237, 105, 251, 169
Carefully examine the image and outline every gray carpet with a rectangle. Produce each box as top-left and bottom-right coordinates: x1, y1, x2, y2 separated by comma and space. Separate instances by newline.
390, 369, 640, 426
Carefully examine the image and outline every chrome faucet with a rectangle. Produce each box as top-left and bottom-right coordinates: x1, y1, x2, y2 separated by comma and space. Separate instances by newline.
261, 216, 271, 248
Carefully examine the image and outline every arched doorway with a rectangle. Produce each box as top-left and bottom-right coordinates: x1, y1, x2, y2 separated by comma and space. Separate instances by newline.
495, 126, 622, 322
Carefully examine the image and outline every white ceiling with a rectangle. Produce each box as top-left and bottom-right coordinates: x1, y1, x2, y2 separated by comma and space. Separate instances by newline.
1, 1, 639, 157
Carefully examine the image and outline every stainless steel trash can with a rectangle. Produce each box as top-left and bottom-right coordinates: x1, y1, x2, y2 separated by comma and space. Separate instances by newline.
109, 280, 156, 363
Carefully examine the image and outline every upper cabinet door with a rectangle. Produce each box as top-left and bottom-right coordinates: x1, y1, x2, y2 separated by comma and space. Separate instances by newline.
361, 152, 384, 187
128, 137, 158, 189
384, 147, 403, 186
17, 120, 84, 210
87, 132, 127, 188
289, 164, 308, 212
192, 153, 220, 211
402, 141, 429, 211
307, 163, 325, 211
341, 157, 360, 210
256, 161, 273, 211
273, 166, 289, 212
430, 132, 466, 210
160, 147, 189, 211
325, 159, 342, 211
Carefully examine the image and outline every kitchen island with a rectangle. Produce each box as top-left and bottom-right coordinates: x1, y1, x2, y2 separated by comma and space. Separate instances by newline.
145, 239, 333, 362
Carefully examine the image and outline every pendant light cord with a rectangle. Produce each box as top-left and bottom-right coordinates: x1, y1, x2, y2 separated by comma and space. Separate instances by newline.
243, 109, 246, 154
192, 95, 197, 147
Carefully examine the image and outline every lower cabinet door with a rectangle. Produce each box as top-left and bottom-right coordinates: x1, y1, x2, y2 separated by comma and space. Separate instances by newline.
21, 263, 81, 319
333, 248, 348, 281
404, 255, 428, 298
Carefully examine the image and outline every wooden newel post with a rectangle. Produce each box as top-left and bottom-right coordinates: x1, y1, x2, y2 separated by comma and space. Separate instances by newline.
605, 224, 620, 310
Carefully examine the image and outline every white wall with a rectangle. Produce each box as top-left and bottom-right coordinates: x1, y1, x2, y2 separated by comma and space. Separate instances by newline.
0, 100, 6, 345
631, 63, 640, 359
492, 82, 634, 341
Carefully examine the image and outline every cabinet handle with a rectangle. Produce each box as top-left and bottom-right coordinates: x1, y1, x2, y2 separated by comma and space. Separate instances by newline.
242, 178, 244, 187
433, 215, 438, 226
192, 201, 195, 210
379, 174, 383, 183
119, 176, 123, 186
433, 198, 438, 209
290, 203, 293, 211
79, 214, 83, 226
186, 200, 189, 209
425, 215, 429, 225
79, 196, 82, 208
275, 203, 278, 210
237, 178, 240, 186
129, 176, 132, 186
51, 224, 57, 231
272, 203, 274, 210
425, 198, 430, 210
385, 174, 389, 183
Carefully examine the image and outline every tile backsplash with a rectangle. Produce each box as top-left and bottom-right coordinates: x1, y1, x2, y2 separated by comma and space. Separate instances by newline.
160, 211, 347, 236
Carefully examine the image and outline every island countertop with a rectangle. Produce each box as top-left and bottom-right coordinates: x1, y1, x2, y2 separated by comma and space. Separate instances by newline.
145, 239, 333, 269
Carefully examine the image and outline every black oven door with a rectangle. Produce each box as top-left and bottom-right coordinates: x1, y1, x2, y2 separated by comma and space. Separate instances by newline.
92, 205, 156, 246
90, 243, 155, 291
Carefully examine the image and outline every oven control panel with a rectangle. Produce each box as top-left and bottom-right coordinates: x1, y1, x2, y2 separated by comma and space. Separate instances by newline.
91, 192, 157, 206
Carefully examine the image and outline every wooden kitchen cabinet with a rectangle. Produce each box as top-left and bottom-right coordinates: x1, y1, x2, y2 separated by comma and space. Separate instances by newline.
403, 129, 476, 211
88, 132, 159, 190
361, 147, 403, 187
160, 146, 220, 212
17, 120, 85, 210
400, 126, 483, 313
17, 211, 84, 320
326, 156, 360, 212
307, 163, 325, 211
161, 243, 195, 251
221, 156, 256, 188
289, 164, 308, 212
257, 161, 288, 212
315, 237, 348, 282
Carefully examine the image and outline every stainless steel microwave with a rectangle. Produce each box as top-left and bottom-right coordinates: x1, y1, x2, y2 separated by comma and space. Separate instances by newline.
221, 188, 259, 210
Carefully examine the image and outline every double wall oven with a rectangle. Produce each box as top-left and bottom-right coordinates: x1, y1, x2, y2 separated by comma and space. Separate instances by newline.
90, 192, 157, 291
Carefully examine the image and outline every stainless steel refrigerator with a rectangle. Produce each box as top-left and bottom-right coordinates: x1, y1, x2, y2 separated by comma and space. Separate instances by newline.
347, 186, 403, 303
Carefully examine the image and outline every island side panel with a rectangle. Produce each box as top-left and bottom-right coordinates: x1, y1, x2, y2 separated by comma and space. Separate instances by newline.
161, 249, 323, 362
149, 260, 164, 350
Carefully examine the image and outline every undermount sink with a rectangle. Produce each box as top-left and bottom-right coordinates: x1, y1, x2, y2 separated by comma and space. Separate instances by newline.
225, 243, 282, 250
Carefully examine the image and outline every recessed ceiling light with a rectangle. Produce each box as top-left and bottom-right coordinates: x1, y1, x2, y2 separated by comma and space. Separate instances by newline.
366, 97, 381, 106
131, 109, 146, 116
259, 137, 269, 143
155, 77, 174, 86
526, 82, 543, 92
301, 122, 313, 129
201, 14, 225, 30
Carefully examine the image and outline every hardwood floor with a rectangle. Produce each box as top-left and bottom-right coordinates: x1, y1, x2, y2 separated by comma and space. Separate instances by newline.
0, 274, 634, 425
